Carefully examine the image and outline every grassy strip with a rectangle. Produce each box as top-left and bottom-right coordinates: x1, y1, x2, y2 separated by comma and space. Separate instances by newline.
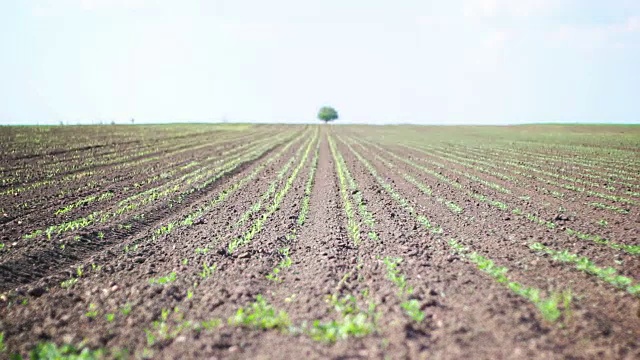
530, 243, 640, 295
450, 240, 572, 322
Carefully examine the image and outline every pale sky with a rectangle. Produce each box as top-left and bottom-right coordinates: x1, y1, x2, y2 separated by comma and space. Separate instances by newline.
1, 0, 639, 125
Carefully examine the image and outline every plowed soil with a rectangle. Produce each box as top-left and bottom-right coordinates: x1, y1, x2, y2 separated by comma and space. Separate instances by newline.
1, 124, 639, 359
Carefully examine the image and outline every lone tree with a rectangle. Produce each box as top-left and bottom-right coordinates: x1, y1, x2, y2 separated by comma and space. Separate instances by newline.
317, 106, 338, 124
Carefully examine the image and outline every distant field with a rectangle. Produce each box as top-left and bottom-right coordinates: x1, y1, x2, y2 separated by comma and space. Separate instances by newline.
0, 124, 639, 358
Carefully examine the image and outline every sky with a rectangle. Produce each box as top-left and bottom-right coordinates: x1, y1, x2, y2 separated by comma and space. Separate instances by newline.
1, 0, 639, 125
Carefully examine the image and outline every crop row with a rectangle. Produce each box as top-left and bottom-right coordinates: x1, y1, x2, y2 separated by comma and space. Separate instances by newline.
340, 137, 629, 323
365, 141, 638, 255
227, 132, 317, 252
21, 134, 289, 242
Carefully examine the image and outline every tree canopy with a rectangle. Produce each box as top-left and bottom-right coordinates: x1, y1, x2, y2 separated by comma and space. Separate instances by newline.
317, 106, 338, 123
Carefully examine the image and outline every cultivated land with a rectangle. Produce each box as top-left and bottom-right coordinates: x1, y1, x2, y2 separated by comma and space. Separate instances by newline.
0, 124, 639, 359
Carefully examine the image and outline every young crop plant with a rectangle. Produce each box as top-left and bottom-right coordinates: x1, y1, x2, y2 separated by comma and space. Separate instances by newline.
266, 248, 293, 282
297, 143, 320, 226
143, 132, 304, 243
343, 140, 442, 234
23, 135, 294, 242
149, 272, 177, 285
85, 303, 99, 319
194, 246, 210, 255
589, 202, 629, 214
328, 136, 361, 244
144, 307, 217, 348
530, 243, 640, 295
564, 228, 640, 255
227, 136, 316, 253
229, 295, 291, 331
308, 294, 379, 342
120, 303, 133, 317
402, 173, 464, 215
383, 257, 411, 294
399, 144, 512, 195
383, 257, 425, 323
22, 342, 127, 360
329, 136, 379, 241
61, 277, 78, 289
449, 240, 571, 323
54, 191, 114, 216
233, 149, 298, 229
199, 263, 216, 279
367, 140, 636, 259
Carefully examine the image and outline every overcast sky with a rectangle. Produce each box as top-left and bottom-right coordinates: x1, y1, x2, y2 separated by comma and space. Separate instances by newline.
1, 0, 639, 125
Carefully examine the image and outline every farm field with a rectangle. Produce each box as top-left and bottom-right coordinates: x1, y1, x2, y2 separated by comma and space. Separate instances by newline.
0, 124, 639, 359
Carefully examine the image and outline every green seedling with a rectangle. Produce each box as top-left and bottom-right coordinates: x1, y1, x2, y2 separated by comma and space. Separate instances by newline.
531, 242, 640, 296
229, 295, 290, 330
149, 272, 177, 285
120, 303, 132, 316
401, 300, 425, 322
194, 247, 209, 255
452, 239, 570, 323
309, 296, 379, 342
85, 303, 99, 318
61, 278, 78, 289
200, 263, 216, 279
27, 342, 110, 360
228, 138, 316, 253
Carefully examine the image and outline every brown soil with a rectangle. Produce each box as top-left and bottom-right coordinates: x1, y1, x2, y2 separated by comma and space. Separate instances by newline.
0, 124, 639, 359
